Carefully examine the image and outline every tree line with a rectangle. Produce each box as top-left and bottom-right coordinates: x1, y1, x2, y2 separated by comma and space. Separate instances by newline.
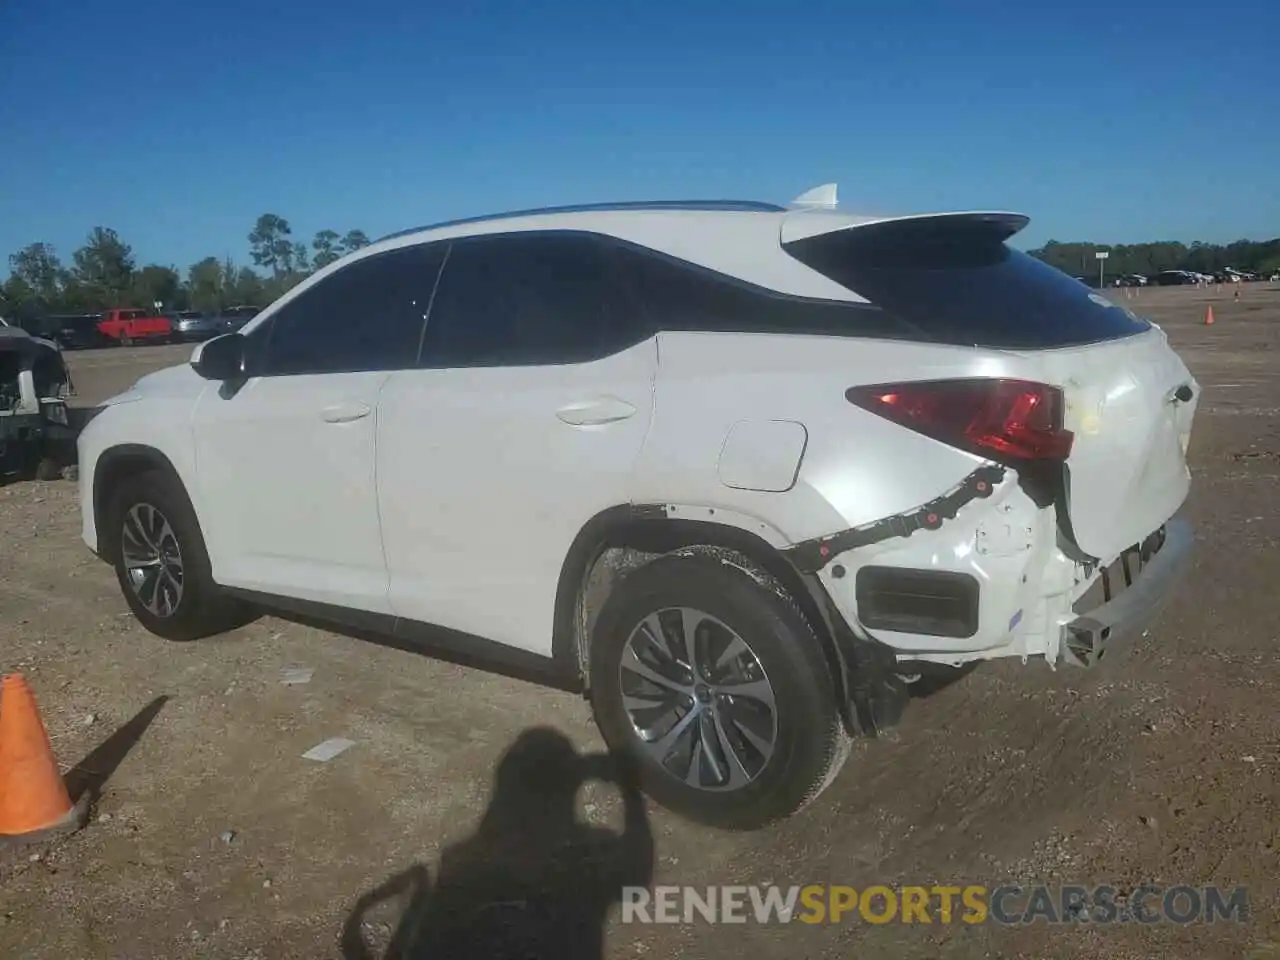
0, 214, 370, 321
5, 217, 1279, 323
1027, 237, 1280, 279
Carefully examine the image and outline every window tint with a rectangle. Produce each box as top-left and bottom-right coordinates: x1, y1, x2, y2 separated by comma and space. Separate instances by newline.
420, 232, 645, 368
784, 217, 1151, 348
254, 243, 445, 376
612, 243, 917, 340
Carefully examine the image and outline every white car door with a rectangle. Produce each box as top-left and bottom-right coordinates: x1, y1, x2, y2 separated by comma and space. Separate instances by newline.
191, 243, 446, 613
377, 232, 657, 655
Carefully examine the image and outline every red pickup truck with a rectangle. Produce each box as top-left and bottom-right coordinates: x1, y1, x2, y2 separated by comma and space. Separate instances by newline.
97, 308, 173, 346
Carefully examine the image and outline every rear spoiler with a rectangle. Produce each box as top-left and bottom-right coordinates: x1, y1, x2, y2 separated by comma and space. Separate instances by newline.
781, 209, 1031, 246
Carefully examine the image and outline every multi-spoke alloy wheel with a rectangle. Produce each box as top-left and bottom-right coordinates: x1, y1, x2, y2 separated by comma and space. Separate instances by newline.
121, 503, 185, 618
590, 551, 850, 830
108, 469, 250, 641
620, 607, 777, 791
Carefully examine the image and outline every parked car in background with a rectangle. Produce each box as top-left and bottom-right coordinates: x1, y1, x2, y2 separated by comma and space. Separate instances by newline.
167, 310, 223, 342
1153, 270, 1198, 286
97, 308, 173, 346
1223, 268, 1259, 283
27, 314, 108, 350
1115, 274, 1149, 287
217, 305, 260, 333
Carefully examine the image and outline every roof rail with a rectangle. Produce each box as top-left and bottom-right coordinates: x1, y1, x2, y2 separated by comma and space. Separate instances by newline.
374, 199, 786, 243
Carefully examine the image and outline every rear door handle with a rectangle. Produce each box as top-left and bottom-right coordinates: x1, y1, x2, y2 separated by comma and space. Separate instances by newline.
556, 396, 637, 426
322, 402, 372, 424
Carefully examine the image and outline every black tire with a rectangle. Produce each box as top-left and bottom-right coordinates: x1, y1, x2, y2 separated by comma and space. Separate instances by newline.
589, 549, 850, 831
34, 457, 62, 481
107, 469, 250, 641
120, 334, 132, 347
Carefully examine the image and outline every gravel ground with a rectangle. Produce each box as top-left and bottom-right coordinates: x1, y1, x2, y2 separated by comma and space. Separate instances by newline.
1, 284, 1277, 959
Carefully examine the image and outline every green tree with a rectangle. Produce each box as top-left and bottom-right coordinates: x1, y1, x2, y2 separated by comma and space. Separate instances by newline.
72, 227, 135, 306
188, 257, 225, 311
340, 229, 370, 254
311, 229, 342, 269
228, 266, 265, 306
248, 214, 292, 278
291, 242, 310, 274
133, 264, 183, 310
7, 243, 63, 310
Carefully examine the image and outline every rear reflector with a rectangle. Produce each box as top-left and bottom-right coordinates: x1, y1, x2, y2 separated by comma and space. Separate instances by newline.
846, 378, 1074, 462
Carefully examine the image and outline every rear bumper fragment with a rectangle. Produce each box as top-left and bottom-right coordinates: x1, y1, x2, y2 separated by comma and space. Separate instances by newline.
1060, 517, 1193, 667
785, 464, 1006, 573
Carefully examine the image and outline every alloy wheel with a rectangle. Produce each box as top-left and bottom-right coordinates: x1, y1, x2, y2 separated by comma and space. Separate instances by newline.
121, 503, 185, 618
618, 607, 778, 791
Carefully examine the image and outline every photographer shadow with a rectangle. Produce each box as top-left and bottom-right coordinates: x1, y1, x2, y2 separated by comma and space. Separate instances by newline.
340, 726, 654, 960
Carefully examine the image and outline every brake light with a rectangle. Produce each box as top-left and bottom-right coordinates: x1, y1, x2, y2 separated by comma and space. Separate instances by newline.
846, 378, 1074, 462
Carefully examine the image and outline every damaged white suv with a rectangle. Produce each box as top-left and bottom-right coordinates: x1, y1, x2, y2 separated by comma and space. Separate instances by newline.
77, 186, 1197, 829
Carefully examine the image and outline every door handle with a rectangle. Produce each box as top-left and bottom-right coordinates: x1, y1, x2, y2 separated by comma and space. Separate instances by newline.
556, 396, 637, 426
322, 402, 372, 424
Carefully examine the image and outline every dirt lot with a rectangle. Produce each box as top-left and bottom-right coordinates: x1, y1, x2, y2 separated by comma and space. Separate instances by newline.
2, 284, 1278, 959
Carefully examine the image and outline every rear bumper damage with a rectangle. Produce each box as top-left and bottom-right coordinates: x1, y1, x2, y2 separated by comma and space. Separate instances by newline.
1059, 518, 1193, 667
782, 463, 1192, 669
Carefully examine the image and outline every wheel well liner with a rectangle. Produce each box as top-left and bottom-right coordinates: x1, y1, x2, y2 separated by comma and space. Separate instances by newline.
551, 504, 860, 733
92, 444, 186, 557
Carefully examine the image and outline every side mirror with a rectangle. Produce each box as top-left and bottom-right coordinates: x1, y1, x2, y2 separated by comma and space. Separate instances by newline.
191, 333, 247, 381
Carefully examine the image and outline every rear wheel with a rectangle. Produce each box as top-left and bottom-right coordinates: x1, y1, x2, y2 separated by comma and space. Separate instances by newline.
119, 333, 133, 347
108, 470, 250, 640
589, 551, 849, 830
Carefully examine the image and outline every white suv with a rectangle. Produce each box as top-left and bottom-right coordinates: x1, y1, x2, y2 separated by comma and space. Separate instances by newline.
77, 188, 1198, 829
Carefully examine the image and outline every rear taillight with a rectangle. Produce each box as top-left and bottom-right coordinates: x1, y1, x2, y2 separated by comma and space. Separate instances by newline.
846, 378, 1074, 462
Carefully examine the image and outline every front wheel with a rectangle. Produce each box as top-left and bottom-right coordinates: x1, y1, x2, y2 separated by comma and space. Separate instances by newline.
108, 470, 251, 641
589, 551, 849, 831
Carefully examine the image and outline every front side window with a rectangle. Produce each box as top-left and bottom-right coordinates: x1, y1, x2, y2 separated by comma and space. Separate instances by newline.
251, 243, 445, 376
420, 232, 646, 368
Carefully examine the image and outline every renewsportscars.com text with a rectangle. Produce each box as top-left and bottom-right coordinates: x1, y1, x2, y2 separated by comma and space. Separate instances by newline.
621, 884, 1250, 926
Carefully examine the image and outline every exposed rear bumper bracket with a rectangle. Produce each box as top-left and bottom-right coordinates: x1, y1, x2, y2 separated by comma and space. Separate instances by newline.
784, 465, 1006, 573
1060, 517, 1194, 667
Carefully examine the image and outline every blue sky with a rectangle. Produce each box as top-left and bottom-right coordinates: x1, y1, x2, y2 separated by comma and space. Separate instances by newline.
2, 0, 1276, 272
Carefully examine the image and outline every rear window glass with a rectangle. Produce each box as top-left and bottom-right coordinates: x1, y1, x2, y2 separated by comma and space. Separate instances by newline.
784, 217, 1151, 349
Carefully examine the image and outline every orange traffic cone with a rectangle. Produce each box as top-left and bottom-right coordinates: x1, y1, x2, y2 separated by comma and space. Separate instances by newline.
1204, 306, 1215, 326
0, 674, 88, 844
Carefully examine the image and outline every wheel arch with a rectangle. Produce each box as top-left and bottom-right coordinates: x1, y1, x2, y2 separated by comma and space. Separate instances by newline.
551, 504, 860, 733
92, 443, 193, 559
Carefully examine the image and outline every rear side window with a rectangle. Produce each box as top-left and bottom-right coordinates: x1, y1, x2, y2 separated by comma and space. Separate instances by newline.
421, 232, 646, 367
784, 216, 1151, 348
252, 243, 445, 376
612, 243, 916, 340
